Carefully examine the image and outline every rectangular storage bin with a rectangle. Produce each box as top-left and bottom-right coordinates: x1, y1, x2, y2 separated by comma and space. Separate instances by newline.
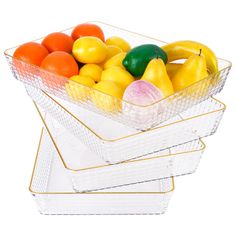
5, 21, 231, 130
37, 107, 204, 192
31, 85, 224, 163
30, 129, 174, 215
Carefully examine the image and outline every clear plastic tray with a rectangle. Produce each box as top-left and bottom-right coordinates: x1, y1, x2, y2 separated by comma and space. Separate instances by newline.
37, 109, 204, 192
30, 129, 174, 215
31, 85, 224, 163
5, 21, 231, 130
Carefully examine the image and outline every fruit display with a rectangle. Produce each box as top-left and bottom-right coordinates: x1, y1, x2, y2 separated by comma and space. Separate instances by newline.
5, 22, 232, 215
9, 22, 231, 129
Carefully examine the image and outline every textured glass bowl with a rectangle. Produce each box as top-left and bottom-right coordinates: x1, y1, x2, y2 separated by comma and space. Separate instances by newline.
30, 129, 174, 215
5, 21, 232, 130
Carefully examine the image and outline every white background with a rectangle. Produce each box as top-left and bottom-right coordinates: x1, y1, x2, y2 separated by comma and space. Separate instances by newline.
0, 0, 235, 235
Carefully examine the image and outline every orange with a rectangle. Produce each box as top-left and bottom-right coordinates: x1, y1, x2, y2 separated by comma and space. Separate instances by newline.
42, 32, 74, 53
13, 42, 49, 66
71, 23, 105, 41
40, 51, 79, 87
41, 51, 79, 77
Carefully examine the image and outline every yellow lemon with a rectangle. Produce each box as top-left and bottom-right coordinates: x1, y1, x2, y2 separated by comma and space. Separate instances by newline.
106, 45, 123, 59
101, 66, 134, 89
72, 36, 108, 64
66, 75, 95, 101
80, 64, 103, 82
98, 45, 123, 68
92, 80, 124, 112
106, 36, 131, 52
104, 52, 127, 70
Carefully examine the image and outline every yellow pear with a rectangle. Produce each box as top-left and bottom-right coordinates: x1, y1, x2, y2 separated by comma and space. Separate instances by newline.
166, 63, 182, 79
171, 52, 208, 92
141, 58, 174, 97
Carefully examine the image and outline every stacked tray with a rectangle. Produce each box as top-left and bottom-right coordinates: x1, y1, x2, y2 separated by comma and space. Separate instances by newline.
30, 94, 225, 214
5, 22, 231, 215
29, 85, 225, 164
30, 128, 174, 215
35, 104, 205, 192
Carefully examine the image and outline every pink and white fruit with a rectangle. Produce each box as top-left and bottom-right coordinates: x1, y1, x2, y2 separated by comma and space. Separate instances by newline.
123, 80, 163, 106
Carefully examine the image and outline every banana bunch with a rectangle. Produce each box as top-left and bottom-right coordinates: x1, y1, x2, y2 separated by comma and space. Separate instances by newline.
162, 40, 218, 75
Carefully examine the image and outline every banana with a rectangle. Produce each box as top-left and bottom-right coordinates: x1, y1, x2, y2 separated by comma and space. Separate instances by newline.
166, 63, 182, 79
162, 40, 218, 74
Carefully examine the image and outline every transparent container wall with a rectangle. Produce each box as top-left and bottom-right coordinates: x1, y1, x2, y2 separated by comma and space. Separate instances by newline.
39, 112, 205, 192
5, 21, 231, 130
30, 129, 174, 215
31, 85, 224, 163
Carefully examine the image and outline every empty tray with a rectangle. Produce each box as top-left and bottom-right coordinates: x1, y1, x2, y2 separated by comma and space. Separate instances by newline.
29, 129, 174, 215
36, 106, 205, 192
31, 87, 222, 164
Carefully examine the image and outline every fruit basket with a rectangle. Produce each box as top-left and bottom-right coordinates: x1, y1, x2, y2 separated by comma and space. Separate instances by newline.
30, 129, 174, 215
38, 109, 204, 192
4, 21, 232, 130
32, 85, 224, 163
5, 21, 231, 215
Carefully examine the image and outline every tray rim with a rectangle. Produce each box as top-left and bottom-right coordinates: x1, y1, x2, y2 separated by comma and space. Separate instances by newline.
29, 129, 175, 195
4, 21, 232, 109
34, 93, 226, 142
35, 105, 206, 172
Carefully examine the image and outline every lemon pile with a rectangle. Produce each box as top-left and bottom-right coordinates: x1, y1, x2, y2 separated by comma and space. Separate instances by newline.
66, 36, 134, 111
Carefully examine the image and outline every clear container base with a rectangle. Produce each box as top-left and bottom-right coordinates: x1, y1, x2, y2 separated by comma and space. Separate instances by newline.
30, 129, 174, 215
37, 110, 205, 192
32, 87, 224, 164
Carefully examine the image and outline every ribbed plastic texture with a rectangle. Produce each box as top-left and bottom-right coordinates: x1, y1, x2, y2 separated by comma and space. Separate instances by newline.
4, 21, 231, 130
30, 129, 174, 215
38, 112, 204, 192
31, 86, 224, 164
